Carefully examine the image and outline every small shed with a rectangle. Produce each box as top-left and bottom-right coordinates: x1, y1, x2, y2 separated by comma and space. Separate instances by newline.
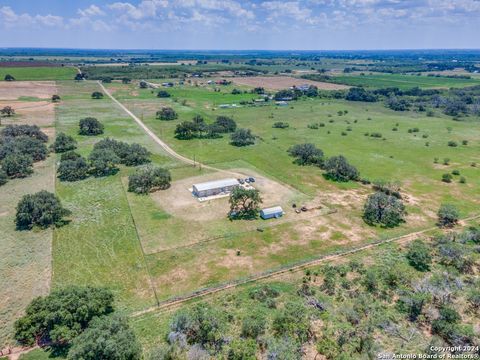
260, 206, 284, 220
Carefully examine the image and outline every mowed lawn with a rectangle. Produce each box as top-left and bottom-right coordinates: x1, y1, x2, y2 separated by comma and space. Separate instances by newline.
330, 73, 480, 89
0, 66, 78, 81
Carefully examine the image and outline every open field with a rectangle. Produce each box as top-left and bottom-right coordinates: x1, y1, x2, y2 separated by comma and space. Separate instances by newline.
0, 82, 56, 348
0, 67, 77, 81
228, 76, 350, 90
0, 81, 57, 100
329, 72, 480, 89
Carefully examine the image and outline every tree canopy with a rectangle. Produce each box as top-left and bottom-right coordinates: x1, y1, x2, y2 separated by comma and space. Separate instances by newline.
287, 143, 324, 166
57, 156, 89, 182
157, 107, 178, 121
91, 91, 104, 99
437, 204, 459, 228
67, 315, 141, 360
79, 117, 104, 136
51, 133, 77, 153
229, 187, 262, 219
230, 128, 255, 147
15, 190, 70, 230
363, 191, 406, 227
14, 286, 114, 349
88, 148, 120, 177
93, 138, 151, 166
128, 166, 171, 194
324, 155, 359, 182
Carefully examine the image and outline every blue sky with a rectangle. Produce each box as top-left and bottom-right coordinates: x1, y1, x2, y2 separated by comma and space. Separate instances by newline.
1, 0, 480, 50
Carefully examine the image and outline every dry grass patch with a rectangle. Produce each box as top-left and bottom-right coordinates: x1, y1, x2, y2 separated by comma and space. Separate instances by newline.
0, 81, 57, 100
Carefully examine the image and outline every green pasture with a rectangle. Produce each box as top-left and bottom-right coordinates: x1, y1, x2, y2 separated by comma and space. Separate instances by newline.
330, 73, 480, 89
0, 66, 77, 81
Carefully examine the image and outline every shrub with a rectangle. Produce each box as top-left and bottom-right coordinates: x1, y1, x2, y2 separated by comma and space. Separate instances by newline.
128, 166, 171, 194
4, 74, 15, 81
273, 121, 289, 129
324, 155, 359, 182
14, 286, 113, 348
88, 148, 120, 177
451, 169, 460, 176
51, 94, 61, 102
15, 190, 70, 229
363, 191, 406, 227
287, 143, 324, 166
241, 312, 266, 339
1, 124, 48, 142
1, 105, 15, 116
462, 140, 468, 145
437, 204, 459, 228
1, 153, 33, 178
67, 315, 141, 360
406, 239, 432, 271
79, 117, 104, 136
157, 90, 171, 98
459, 176, 466, 184
441, 173, 453, 183
156, 107, 178, 121
230, 128, 255, 147
51, 132, 77, 153
447, 141, 458, 147
91, 91, 104, 99
57, 156, 89, 182
272, 302, 310, 342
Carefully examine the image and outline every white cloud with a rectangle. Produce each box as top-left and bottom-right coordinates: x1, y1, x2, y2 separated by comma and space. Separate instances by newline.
108, 0, 168, 20
78, 5, 105, 17
0, 6, 63, 27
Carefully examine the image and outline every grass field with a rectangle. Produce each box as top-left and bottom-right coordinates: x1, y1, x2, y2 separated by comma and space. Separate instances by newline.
0, 84, 56, 348
94, 79, 480, 305
0, 67, 77, 81
329, 73, 480, 89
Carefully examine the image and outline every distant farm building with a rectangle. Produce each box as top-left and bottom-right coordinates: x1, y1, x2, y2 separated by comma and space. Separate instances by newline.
275, 101, 289, 106
192, 178, 240, 198
260, 206, 284, 220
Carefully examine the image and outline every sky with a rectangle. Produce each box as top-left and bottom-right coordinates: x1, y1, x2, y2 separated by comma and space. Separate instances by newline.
0, 0, 480, 50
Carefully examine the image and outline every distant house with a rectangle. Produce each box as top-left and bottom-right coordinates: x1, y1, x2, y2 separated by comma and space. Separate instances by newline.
192, 178, 240, 198
162, 82, 174, 87
260, 206, 284, 220
295, 84, 311, 91
275, 101, 289, 106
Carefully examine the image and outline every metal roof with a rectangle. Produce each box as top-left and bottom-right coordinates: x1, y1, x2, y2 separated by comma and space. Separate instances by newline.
260, 206, 284, 216
193, 178, 239, 192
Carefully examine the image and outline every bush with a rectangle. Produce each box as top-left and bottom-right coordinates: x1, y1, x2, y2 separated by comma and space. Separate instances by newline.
91, 91, 104, 99
324, 155, 359, 182
272, 301, 310, 342
241, 312, 266, 339
128, 166, 171, 194
1, 105, 15, 116
447, 141, 458, 147
14, 286, 114, 348
273, 121, 289, 129
1, 153, 33, 178
157, 90, 171, 98
442, 173, 453, 183
226, 338, 257, 360
230, 128, 255, 147
1, 124, 48, 142
363, 191, 406, 227
406, 240, 432, 271
287, 143, 324, 166
51, 94, 61, 102
156, 107, 178, 120
58, 156, 89, 182
79, 117, 104, 136
15, 190, 70, 229
437, 204, 459, 228
89, 148, 120, 177
4, 74, 15, 81
51, 132, 77, 153
67, 315, 141, 360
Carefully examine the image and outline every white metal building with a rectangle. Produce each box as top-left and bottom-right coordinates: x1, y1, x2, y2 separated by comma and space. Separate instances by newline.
192, 178, 240, 198
260, 206, 284, 220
